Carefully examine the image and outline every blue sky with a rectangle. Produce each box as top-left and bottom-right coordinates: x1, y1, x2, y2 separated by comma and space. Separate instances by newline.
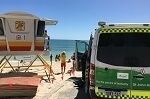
0, 0, 150, 40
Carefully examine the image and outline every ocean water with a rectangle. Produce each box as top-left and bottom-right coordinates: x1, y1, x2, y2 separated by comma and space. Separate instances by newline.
42, 39, 89, 61
49, 39, 76, 60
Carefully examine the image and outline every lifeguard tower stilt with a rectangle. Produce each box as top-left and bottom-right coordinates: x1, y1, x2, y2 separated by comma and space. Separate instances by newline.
0, 55, 55, 83
25, 54, 55, 82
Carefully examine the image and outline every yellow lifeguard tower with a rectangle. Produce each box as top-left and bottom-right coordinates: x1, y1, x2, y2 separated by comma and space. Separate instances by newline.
0, 11, 57, 82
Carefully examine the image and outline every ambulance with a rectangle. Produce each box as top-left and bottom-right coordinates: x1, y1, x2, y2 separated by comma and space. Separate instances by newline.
76, 22, 150, 99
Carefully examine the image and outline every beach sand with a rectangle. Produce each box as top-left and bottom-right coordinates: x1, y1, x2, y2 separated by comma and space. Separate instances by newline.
32, 60, 81, 99
0, 58, 81, 99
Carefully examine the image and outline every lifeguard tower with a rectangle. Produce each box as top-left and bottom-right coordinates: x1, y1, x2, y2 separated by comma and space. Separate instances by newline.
0, 11, 57, 82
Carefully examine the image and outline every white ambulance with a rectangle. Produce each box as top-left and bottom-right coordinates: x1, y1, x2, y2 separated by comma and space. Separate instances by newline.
88, 22, 150, 99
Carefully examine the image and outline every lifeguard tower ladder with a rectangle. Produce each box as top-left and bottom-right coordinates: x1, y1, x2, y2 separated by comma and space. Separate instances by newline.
0, 12, 57, 82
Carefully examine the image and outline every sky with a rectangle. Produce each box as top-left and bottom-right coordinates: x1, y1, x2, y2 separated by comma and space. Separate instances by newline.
0, 0, 150, 40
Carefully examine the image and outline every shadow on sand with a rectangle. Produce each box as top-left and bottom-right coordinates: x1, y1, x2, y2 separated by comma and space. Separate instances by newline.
67, 77, 91, 99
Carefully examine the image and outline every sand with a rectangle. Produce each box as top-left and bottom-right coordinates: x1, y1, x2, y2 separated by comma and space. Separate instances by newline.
33, 60, 79, 99
0, 58, 79, 99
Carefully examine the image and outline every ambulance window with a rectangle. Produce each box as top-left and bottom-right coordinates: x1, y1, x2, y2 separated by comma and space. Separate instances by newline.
37, 21, 45, 37
97, 33, 150, 67
0, 19, 4, 35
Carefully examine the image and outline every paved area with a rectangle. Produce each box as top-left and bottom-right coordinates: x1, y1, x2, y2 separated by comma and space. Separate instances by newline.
48, 77, 91, 99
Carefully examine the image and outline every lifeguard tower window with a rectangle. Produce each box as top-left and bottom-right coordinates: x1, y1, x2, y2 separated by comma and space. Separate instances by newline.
37, 21, 45, 37
0, 19, 4, 35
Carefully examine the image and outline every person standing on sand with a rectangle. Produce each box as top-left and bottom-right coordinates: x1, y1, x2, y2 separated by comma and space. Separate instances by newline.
60, 51, 66, 73
50, 54, 53, 65
55, 55, 58, 62
71, 53, 76, 76
58, 54, 60, 61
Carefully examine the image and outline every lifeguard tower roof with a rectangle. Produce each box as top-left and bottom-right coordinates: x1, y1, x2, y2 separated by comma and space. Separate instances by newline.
0, 11, 39, 19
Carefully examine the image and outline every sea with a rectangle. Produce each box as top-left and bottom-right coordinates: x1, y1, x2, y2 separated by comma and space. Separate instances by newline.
43, 39, 88, 61
49, 39, 76, 60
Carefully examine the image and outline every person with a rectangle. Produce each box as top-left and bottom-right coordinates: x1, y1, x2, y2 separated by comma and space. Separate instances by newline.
55, 55, 58, 62
71, 53, 76, 76
50, 54, 53, 65
60, 51, 66, 73
58, 54, 60, 61
67, 59, 71, 63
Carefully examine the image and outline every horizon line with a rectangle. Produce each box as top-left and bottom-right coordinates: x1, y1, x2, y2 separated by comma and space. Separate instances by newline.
50, 38, 89, 41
